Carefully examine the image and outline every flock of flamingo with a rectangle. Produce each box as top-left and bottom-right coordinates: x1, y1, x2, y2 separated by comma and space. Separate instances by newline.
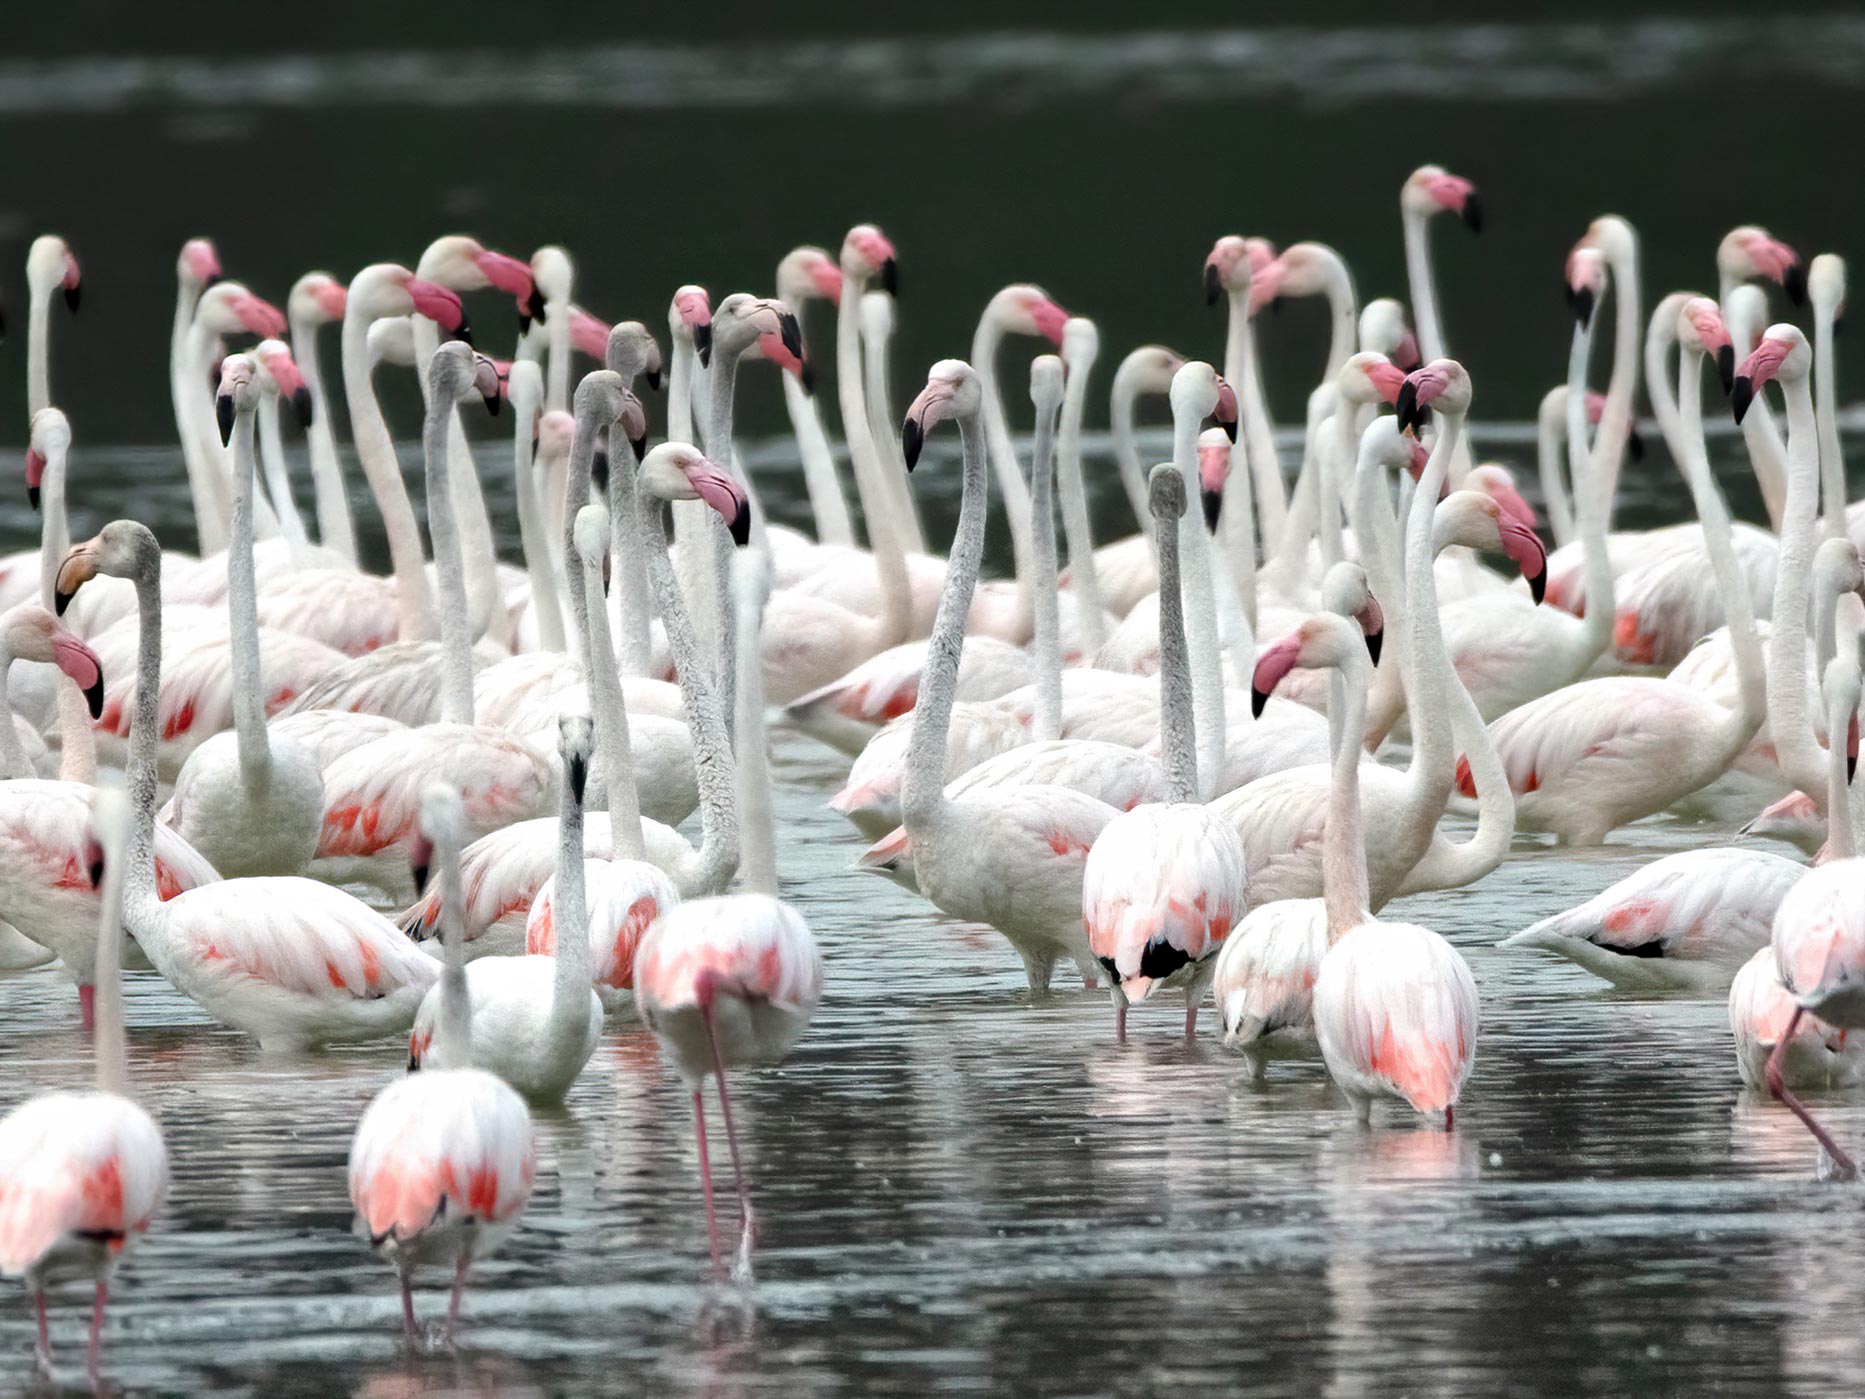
0, 161, 1859, 1382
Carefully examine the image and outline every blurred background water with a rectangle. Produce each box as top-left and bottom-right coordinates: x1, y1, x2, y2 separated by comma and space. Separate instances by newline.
2, 9, 1864, 1397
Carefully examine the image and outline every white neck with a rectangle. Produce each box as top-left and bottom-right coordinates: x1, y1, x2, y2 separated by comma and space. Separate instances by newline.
784, 364, 855, 548
256, 392, 312, 552
547, 293, 572, 415
1402, 207, 1445, 364
1352, 430, 1409, 746
511, 378, 565, 651
1109, 362, 1156, 537
903, 409, 990, 830
861, 295, 929, 556
733, 556, 780, 895
607, 435, 657, 677
1592, 238, 1643, 510
54, 677, 96, 783
1029, 387, 1065, 741
27, 284, 50, 420
1152, 488, 1197, 804
412, 317, 505, 648
184, 322, 236, 553
37, 439, 69, 618
1322, 658, 1372, 941
1228, 286, 1278, 589
227, 399, 274, 790
836, 275, 897, 558
580, 536, 645, 859
1173, 399, 1226, 799
434, 827, 473, 1062
1827, 682, 1857, 861
171, 280, 224, 553
969, 314, 1036, 592
122, 553, 166, 923
1536, 388, 1576, 549
0, 651, 27, 780
421, 383, 477, 726
93, 804, 130, 1097
1815, 293, 1847, 540
546, 760, 592, 1053
341, 311, 436, 637
289, 310, 359, 566
1568, 320, 1616, 651
1765, 370, 1830, 803
1056, 344, 1108, 652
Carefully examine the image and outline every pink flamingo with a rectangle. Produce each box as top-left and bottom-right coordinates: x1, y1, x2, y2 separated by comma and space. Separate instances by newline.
0, 784, 167, 1386
349, 783, 535, 1340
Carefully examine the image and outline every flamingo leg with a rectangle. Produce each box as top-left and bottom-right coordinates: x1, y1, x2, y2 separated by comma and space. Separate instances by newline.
1116, 1003, 1127, 1042
86, 1280, 106, 1386
33, 1288, 50, 1375
445, 1252, 470, 1342
1184, 999, 1198, 1040
699, 1004, 757, 1274
400, 1277, 417, 1339
78, 984, 95, 1032
693, 1088, 723, 1277
1767, 1009, 1860, 1180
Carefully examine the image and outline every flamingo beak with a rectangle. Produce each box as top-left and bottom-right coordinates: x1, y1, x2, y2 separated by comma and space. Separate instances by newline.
216, 392, 236, 447
1566, 277, 1595, 330
1717, 345, 1736, 397
902, 416, 925, 471
645, 367, 664, 392
1202, 262, 1222, 307
880, 258, 899, 297
567, 750, 588, 805
1251, 635, 1302, 719
1625, 423, 1644, 461
408, 835, 434, 898
591, 442, 610, 495
1786, 261, 1809, 307
25, 448, 44, 512
694, 322, 712, 368
1461, 192, 1484, 234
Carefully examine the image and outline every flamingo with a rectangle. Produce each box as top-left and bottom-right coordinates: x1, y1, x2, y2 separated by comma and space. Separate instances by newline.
1759, 655, 1865, 1179
857, 359, 1117, 990
1262, 611, 1480, 1126
408, 718, 602, 1102
286, 271, 356, 563
55, 520, 439, 1050
635, 553, 822, 1279
1206, 234, 1279, 579
167, 238, 224, 550
24, 234, 79, 419
348, 782, 535, 1341
1083, 463, 1246, 1040
0, 783, 166, 1386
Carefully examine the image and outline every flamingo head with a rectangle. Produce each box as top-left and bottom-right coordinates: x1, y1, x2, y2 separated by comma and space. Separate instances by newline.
1395, 358, 1472, 435
1678, 296, 1736, 396
639, 443, 751, 546
28, 236, 81, 314
535, 408, 575, 467
712, 293, 804, 377
289, 272, 347, 327
1270, 242, 1342, 301
1465, 464, 1538, 534
1196, 429, 1229, 531
671, 285, 713, 367
214, 354, 259, 446
1119, 344, 1187, 396
420, 235, 545, 330
1564, 246, 1607, 330
1436, 489, 1549, 604
1252, 613, 1368, 718
1403, 164, 1482, 232
1148, 460, 1186, 528
1809, 252, 1847, 322
1167, 361, 1232, 441
605, 320, 663, 392
428, 339, 504, 418
54, 521, 158, 616
350, 265, 471, 344
252, 339, 313, 430
1203, 235, 1277, 308
1320, 561, 1385, 667
196, 281, 288, 341
1060, 316, 1099, 374
558, 715, 594, 808
410, 782, 468, 897
1359, 297, 1419, 370
990, 284, 1069, 346
1337, 351, 1405, 409
902, 359, 983, 471
2, 605, 104, 719
777, 246, 844, 308
25, 407, 69, 513
841, 224, 899, 295
178, 237, 222, 292
1732, 324, 1810, 424
1719, 226, 1807, 307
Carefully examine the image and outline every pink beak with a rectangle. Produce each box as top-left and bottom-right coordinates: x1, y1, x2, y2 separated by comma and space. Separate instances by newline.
1251, 633, 1303, 717
1211, 376, 1240, 442
1363, 359, 1407, 406
570, 307, 611, 360
53, 630, 104, 718
811, 260, 845, 305
473, 248, 545, 326
1732, 336, 1792, 425
231, 290, 287, 340
1499, 518, 1549, 603
688, 460, 751, 546
407, 278, 470, 341
314, 280, 348, 320
24, 449, 46, 511
1029, 296, 1069, 347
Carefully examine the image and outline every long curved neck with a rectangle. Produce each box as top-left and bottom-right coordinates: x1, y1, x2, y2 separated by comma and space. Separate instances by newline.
703, 351, 745, 730
1766, 371, 1829, 802
1569, 322, 1616, 649
256, 393, 311, 552
1321, 259, 1359, 379
1153, 498, 1196, 804
1174, 402, 1225, 799
1816, 294, 1846, 540
124, 557, 165, 921
547, 765, 591, 1050
1323, 657, 1372, 941
1593, 245, 1643, 510
903, 410, 990, 830
413, 318, 504, 646
835, 281, 892, 551
1723, 281, 1793, 530
1536, 389, 1576, 549
546, 295, 572, 415
734, 559, 779, 895
1402, 208, 1445, 363
580, 539, 645, 859
1228, 287, 1276, 592
1110, 366, 1155, 537
0, 653, 26, 779
435, 832, 472, 1061
1404, 650, 1514, 900
290, 312, 358, 566
422, 388, 476, 725
785, 363, 855, 548
1029, 391, 1064, 741
341, 312, 436, 636
38, 440, 69, 616
92, 798, 130, 1096
862, 296, 928, 556
607, 436, 656, 677
640, 501, 740, 893
1057, 351, 1108, 651
512, 386, 565, 651
171, 281, 223, 554
1352, 438, 1409, 747
970, 314, 1035, 591
227, 402, 273, 790
185, 323, 236, 553
1827, 685, 1856, 861
668, 337, 698, 446
27, 284, 50, 419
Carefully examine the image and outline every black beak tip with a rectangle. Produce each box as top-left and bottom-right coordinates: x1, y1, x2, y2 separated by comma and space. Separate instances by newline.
1395, 382, 1418, 435
779, 313, 804, 363
292, 385, 314, 430
646, 368, 664, 393
881, 258, 899, 297
1568, 285, 1595, 330
1220, 416, 1238, 444
1786, 263, 1809, 307
1202, 265, 1221, 307
483, 391, 501, 418
1529, 570, 1547, 605
1717, 345, 1736, 396
525, 288, 547, 322
27, 486, 39, 512
1365, 631, 1383, 667
63, 285, 81, 314
591, 446, 610, 496
629, 435, 647, 463
411, 864, 430, 897
902, 418, 924, 472
88, 859, 104, 890
568, 755, 588, 806
1626, 425, 1645, 461
203, 271, 223, 289
53, 589, 73, 617
1850, 752, 1858, 785
1462, 195, 1484, 234
1201, 489, 1222, 532
215, 395, 235, 447
729, 501, 752, 549
84, 679, 104, 720
450, 314, 474, 349
1732, 377, 1755, 425
800, 361, 815, 396
1251, 687, 1269, 720
695, 325, 712, 368
518, 312, 534, 335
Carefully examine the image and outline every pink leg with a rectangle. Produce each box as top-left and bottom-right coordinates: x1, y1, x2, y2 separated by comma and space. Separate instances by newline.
693, 1088, 723, 1277
400, 1277, 417, 1339
445, 1252, 470, 1342
1184, 1000, 1198, 1040
86, 1279, 106, 1386
1767, 1009, 1860, 1179
1082, 974, 1095, 991
698, 1004, 757, 1270
1444, 1104, 1455, 1132
78, 983, 95, 1032
1116, 1003, 1127, 1043
33, 1288, 50, 1375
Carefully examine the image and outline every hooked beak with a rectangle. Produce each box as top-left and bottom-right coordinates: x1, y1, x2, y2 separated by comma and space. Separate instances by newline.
1786, 261, 1809, 307
409, 836, 433, 898
1250, 635, 1302, 719
591, 442, 610, 496
1365, 628, 1383, 667
1202, 488, 1222, 531
1567, 278, 1595, 330
567, 750, 588, 805
777, 310, 804, 364
645, 367, 664, 392
292, 385, 314, 430
902, 417, 925, 472
54, 541, 100, 617
64, 284, 81, 315
1461, 193, 1484, 234
1716, 345, 1736, 397
694, 322, 712, 369
1625, 424, 1644, 461
1202, 262, 1222, 307
216, 393, 236, 447
880, 257, 899, 297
